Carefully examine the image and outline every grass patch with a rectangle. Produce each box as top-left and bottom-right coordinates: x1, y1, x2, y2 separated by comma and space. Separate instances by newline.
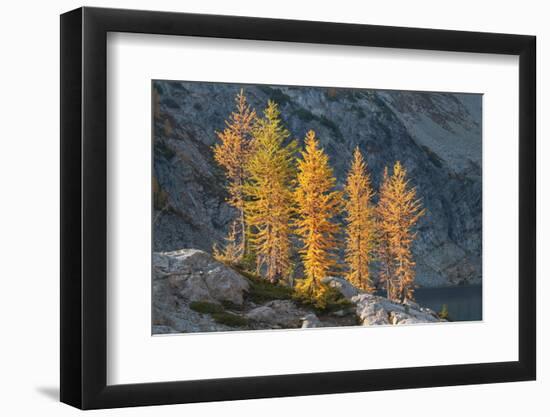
230, 264, 351, 315
190, 300, 248, 327
189, 301, 225, 314
292, 284, 353, 313
221, 300, 243, 311
211, 312, 249, 327
232, 266, 294, 304
247, 277, 293, 304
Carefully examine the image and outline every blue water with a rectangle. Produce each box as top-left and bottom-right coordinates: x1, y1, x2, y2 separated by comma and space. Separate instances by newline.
414, 285, 482, 322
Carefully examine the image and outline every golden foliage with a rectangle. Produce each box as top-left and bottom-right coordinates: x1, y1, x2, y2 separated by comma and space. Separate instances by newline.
213, 220, 241, 265
294, 131, 341, 307
377, 167, 395, 298
212, 90, 257, 261
244, 100, 297, 283
211, 91, 428, 306
344, 147, 376, 292
377, 161, 425, 302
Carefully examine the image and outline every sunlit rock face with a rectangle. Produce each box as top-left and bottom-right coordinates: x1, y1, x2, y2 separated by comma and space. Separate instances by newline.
152, 81, 482, 288
353, 293, 441, 325
152, 250, 443, 335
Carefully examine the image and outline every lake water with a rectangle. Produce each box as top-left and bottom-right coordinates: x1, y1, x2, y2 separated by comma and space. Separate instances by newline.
414, 285, 482, 322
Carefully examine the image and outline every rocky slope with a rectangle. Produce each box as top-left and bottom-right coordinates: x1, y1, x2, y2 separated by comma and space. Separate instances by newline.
152, 249, 443, 334
152, 81, 482, 287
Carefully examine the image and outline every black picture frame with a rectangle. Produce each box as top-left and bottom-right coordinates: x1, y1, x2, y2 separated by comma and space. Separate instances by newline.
60, 6, 536, 410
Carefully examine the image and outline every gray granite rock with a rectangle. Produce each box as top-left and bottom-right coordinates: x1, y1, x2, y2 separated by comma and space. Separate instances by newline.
352, 293, 442, 326
321, 276, 360, 300
152, 248, 445, 335
301, 313, 323, 328
152, 249, 250, 333
153, 249, 249, 305
246, 300, 311, 328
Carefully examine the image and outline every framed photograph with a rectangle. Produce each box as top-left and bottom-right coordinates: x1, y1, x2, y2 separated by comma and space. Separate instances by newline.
60, 6, 536, 410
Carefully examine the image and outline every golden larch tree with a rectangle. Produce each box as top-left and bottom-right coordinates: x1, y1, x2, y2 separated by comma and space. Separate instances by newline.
376, 167, 396, 299
212, 90, 256, 262
212, 220, 240, 264
377, 161, 425, 302
244, 100, 296, 283
294, 130, 341, 307
344, 147, 376, 292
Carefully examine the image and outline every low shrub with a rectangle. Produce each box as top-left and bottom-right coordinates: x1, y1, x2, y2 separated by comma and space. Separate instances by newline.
221, 300, 242, 311
231, 266, 294, 304
211, 312, 249, 327
248, 279, 293, 304
189, 301, 225, 314
292, 283, 352, 312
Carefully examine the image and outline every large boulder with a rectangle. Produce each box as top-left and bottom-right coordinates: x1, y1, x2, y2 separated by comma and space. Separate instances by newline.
352, 293, 442, 326
152, 249, 251, 333
301, 313, 323, 328
357, 302, 391, 325
246, 300, 313, 328
153, 249, 249, 305
321, 276, 361, 300
153, 300, 234, 333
